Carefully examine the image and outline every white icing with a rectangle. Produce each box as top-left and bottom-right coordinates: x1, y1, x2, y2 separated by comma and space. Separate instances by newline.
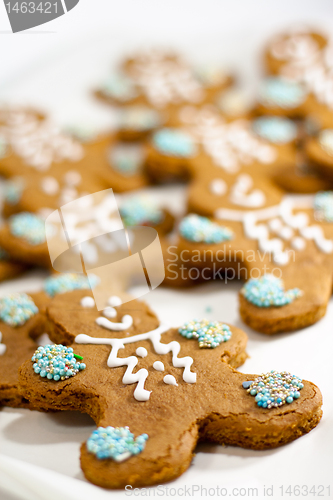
96, 314, 133, 331
103, 307, 117, 319
219, 195, 333, 262
163, 374, 178, 386
128, 51, 204, 107
108, 296, 122, 307
210, 179, 227, 196
0, 332, 6, 356
179, 107, 277, 173
230, 174, 266, 208
41, 176, 59, 196
75, 324, 196, 401
153, 361, 164, 371
80, 296, 95, 308
291, 236, 306, 251
0, 113, 84, 171
136, 347, 148, 358
300, 225, 333, 253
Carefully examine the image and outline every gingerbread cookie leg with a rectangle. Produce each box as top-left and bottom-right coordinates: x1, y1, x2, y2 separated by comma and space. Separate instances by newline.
18, 290, 322, 488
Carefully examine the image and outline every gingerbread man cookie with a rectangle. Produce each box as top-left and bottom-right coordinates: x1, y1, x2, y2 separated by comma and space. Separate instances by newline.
166, 192, 333, 333
18, 290, 322, 488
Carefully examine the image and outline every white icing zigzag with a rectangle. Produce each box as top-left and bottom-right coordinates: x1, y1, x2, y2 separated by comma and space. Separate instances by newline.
75, 324, 196, 402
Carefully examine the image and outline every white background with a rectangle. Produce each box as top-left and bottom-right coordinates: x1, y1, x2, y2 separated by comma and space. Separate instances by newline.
0, 2, 333, 500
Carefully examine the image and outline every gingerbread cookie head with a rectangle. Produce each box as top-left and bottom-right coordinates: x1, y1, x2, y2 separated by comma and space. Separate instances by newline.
96, 49, 233, 133
18, 290, 322, 488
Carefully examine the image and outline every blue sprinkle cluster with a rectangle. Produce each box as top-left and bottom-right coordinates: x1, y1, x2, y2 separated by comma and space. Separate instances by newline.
241, 274, 301, 308
0, 293, 38, 327
9, 212, 46, 245
119, 106, 161, 131
110, 143, 145, 176
87, 426, 148, 461
314, 191, 333, 222
153, 128, 197, 157
102, 74, 137, 101
259, 77, 306, 109
252, 116, 297, 144
120, 197, 164, 227
179, 214, 233, 244
4, 179, 24, 205
32, 344, 86, 380
179, 319, 232, 348
44, 273, 99, 297
243, 370, 304, 409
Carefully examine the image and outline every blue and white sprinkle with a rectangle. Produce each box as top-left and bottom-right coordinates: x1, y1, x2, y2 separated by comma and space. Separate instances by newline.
243, 370, 304, 409
241, 274, 301, 308
32, 344, 86, 381
179, 319, 232, 348
87, 426, 148, 461
0, 293, 38, 327
179, 214, 233, 244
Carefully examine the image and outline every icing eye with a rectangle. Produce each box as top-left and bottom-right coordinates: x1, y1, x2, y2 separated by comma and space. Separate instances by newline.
258, 77, 307, 109
319, 129, 333, 156
179, 319, 232, 348
0, 293, 38, 327
44, 273, 99, 297
31, 344, 86, 381
179, 214, 233, 244
9, 212, 46, 245
243, 370, 304, 409
86, 426, 148, 461
252, 116, 297, 144
152, 128, 197, 157
241, 274, 302, 307
120, 197, 164, 227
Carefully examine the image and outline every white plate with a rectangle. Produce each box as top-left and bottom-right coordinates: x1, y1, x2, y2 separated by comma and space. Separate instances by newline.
0, 26, 333, 500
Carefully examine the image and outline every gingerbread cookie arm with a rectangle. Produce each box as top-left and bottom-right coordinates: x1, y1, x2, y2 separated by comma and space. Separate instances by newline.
0, 291, 50, 408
